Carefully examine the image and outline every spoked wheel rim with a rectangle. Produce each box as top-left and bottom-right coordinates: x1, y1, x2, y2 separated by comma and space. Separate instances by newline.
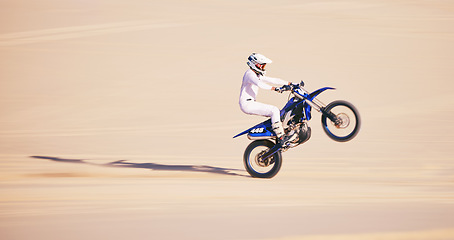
249, 145, 275, 174
244, 140, 282, 178
322, 100, 361, 142
325, 105, 357, 138
333, 112, 350, 129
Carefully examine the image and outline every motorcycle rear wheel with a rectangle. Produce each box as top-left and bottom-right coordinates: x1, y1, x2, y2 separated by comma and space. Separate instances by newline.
321, 100, 361, 142
243, 140, 282, 178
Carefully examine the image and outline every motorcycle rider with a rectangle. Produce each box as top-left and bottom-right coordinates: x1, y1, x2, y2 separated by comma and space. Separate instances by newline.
239, 53, 293, 147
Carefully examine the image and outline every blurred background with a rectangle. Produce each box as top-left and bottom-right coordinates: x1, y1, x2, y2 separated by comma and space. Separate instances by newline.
1, 1, 453, 239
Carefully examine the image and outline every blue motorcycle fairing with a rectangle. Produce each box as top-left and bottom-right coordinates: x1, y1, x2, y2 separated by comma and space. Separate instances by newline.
308, 87, 335, 100
233, 87, 335, 139
304, 102, 312, 121
279, 97, 300, 120
294, 87, 335, 101
232, 119, 274, 138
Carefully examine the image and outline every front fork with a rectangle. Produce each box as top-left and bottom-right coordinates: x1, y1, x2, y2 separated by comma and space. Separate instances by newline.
305, 96, 341, 126
321, 107, 340, 124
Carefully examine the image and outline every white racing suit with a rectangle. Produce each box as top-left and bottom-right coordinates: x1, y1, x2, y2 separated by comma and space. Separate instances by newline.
239, 69, 288, 138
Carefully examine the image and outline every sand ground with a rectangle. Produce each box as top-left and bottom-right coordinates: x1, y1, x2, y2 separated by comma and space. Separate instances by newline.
1, 0, 454, 239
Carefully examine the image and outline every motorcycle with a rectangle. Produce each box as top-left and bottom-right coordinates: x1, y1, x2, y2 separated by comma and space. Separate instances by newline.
233, 81, 361, 178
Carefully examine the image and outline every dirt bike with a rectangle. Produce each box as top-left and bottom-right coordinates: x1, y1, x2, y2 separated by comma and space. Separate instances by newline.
233, 81, 361, 178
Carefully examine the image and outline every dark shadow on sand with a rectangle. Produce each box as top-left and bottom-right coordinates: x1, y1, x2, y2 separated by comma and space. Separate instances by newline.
31, 156, 248, 177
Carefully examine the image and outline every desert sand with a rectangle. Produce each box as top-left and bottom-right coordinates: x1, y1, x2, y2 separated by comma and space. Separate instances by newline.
1, 0, 454, 239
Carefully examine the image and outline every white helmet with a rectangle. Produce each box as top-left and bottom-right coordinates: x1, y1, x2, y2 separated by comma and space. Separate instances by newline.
247, 53, 272, 75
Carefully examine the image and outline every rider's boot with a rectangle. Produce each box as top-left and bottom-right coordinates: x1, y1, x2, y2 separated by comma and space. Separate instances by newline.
272, 121, 292, 148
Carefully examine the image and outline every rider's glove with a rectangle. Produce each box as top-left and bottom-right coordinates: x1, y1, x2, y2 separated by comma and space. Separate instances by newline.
283, 84, 292, 91
274, 86, 284, 93
275, 84, 292, 93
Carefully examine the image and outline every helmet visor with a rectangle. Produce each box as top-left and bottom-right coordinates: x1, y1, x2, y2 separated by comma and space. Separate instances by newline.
255, 63, 266, 71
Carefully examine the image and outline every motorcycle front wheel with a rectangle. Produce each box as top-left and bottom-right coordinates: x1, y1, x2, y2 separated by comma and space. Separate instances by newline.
321, 100, 361, 142
243, 140, 282, 178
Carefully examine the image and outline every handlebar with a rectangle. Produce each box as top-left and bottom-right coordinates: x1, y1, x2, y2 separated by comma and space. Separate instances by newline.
289, 80, 304, 91
278, 80, 306, 95
290, 80, 329, 111
290, 81, 310, 100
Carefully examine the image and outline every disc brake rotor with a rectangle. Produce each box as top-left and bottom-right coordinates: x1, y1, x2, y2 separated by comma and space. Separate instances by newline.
333, 113, 350, 129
